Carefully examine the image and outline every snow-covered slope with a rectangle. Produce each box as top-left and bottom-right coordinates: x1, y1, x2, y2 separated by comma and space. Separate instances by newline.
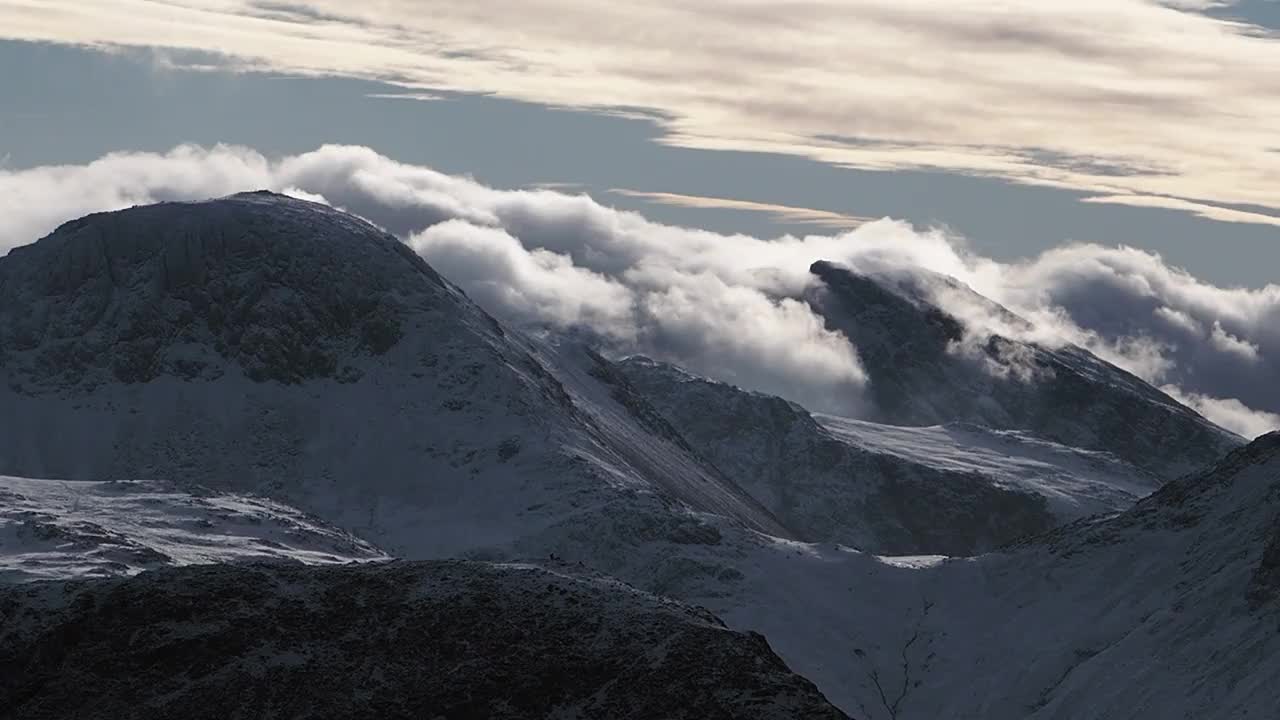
815, 414, 1160, 518
527, 339, 789, 538
806, 260, 1241, 479
0, 560, 849, 720
0, 192, 786, 558
5, 194, 1269, 720
618, 356, 1157, 555
0, 475, 388, 583
445, 420, 1278, 719
653, 432, 1280, 719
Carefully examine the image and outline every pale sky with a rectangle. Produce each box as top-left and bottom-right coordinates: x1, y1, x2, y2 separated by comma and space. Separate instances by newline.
1, 1, 1279, 286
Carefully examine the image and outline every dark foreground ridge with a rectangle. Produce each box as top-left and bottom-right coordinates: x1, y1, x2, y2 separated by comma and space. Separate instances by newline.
0, 560, 850, 720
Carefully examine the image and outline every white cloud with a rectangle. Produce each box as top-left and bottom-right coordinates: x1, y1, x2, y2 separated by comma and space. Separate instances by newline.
408, 219, 635, 333
0, 144, 870, 413
1161, 386, 1280, 439
1154, 305, 1203, 335
364, 92, 446, 102
1210, 321, 1263, 362
630, 276, 869, 412
1080, 194, 1280, 227
278, 186, 330, 205
939, 244, 1280, 437
3, 0, 1280, 225
0, 145, 273, 254
3, 143, 1278, 434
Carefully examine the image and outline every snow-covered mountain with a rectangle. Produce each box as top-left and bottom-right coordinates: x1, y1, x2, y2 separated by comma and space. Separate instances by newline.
2, 193, 1269, 720
0, 192, 786, 559
617, 356, 1158, 555
806, 430, 1280, 719
0, 475, 388, 582
0, 560, 849, 719
537, 431, 1279, 719
807, 260, 1241, 479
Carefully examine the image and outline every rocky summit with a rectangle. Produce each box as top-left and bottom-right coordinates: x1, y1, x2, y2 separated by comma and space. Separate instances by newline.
0, 191, 445, 390
806, 260, 1242, 479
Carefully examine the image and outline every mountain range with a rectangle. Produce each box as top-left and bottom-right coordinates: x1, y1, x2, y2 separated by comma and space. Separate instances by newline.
1, 192, 1274, 719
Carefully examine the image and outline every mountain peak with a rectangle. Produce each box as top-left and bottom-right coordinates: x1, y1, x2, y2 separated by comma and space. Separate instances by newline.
0, 194, 452, 390
807, 260, 966, 351
806, 258, 1241, 478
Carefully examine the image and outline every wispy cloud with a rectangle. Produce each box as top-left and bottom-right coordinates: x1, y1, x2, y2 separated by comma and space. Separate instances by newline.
610, 189, 872, 229
528, 182, 585, 192
3, 1, 1280, 225
364, 92, 446, 102
1082, 194, 1280, 227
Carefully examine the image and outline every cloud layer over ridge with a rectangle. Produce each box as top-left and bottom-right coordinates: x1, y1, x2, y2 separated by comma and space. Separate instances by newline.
2, 144, 1276, 436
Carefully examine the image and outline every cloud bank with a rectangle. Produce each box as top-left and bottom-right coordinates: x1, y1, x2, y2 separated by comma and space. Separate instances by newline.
2, 144, 1277, 436
4, 1, 1280, 227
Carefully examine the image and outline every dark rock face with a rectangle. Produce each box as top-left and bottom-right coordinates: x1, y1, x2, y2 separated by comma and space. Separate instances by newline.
0, 561, 849, 720
806, 260, 1241, 479
861, 462, 1052, 554
616, 356, 1055, 555
0, 192, 445, 390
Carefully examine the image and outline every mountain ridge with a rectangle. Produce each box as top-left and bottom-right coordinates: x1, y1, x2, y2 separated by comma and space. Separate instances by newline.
0, 192, 791, 558
806, 259, 1241, 479
3, 194, 1273, 719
